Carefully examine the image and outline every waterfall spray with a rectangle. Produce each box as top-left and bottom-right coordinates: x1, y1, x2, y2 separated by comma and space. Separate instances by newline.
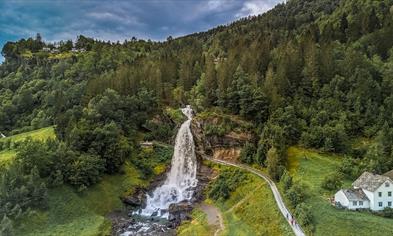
139, 105, 198, 217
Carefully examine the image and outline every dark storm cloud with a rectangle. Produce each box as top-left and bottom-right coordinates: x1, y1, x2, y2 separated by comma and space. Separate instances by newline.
0, 0, 283, 62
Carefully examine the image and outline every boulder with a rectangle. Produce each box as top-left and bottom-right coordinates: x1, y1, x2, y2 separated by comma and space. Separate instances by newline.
167, 201, 193, 228
121, 187, 146, 208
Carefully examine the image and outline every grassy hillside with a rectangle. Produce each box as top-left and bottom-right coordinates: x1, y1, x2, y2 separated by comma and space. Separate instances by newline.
0, 127, 55, 166
1, 127, 171, 236
15, 160, 161, 236
183, 162, 293, 236
216, 172, 292, 236
287, 147, 393, 236
178, 208, 216, 236
3, 126, 56, 142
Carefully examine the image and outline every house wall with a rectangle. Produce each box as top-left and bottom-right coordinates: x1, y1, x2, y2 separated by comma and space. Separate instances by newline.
335, 190, 349, 208
363, 189, 374, 209
371, 180, 393, 211
347, 199, 370, 210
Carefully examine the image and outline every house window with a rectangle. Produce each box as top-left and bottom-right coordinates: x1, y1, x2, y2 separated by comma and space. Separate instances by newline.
389, 192, 392, 197
386, 182, 390, 187
353, 201, 357, 206
359, 201, 363, 206
388, 202, 392, 207
379, 192, 382, 197
379, 202, 383, 207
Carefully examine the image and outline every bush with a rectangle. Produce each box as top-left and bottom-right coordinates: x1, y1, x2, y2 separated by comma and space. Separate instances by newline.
0, 165, 48, 221
378, 207, 393, 218
208, 169, 247, 200
321, 173, 343, 191
286, 182, 309, 207
67, 154, 105, 190
295, 203, 314, 227
239, 142, 256, 164
281, 170, 293, 191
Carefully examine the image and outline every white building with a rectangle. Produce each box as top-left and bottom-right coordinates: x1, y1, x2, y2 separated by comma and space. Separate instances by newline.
335, 172, 393, 211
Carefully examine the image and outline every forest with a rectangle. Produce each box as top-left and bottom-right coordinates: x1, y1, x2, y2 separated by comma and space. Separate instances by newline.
1, 0, 393, 234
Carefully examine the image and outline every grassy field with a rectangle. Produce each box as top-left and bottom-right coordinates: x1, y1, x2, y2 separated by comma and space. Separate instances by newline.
0, 127, 55, 166
287, 146, 393, 236
3, 126, 56, 142
15, 162, 150, 236
210, 163, 292, 236
178, 208, 215, 236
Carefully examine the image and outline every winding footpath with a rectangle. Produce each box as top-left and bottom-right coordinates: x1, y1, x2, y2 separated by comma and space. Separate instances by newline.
205, 158, 306, 236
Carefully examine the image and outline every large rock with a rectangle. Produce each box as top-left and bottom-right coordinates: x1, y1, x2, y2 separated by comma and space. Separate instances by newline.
167, 201, 193, 228
191, 117, 252, 163
121, 187, 146, 208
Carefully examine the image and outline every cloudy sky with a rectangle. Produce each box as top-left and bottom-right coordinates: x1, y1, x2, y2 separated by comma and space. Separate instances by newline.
0, 0, 283, 62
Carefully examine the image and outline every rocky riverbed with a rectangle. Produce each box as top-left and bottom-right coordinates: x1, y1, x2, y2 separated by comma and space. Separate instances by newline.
110, 164, 214, 236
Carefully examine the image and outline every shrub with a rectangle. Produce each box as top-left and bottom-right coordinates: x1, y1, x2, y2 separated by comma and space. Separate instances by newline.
281, 170, 293, 191
67, 154, 105, 190
295, 203, 314, 227
286, 182, 309, 207
208, 169, 247, 201
321, 172, 343, 191
378, 207, 393, 218
239, 142, 256, 164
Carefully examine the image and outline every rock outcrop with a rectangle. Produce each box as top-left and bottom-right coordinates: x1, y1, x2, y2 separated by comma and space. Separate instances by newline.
191, 115, 252, 163
167, 201, 193, 228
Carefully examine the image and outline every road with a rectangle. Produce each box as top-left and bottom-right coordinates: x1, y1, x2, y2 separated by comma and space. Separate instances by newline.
206, 158, 306, 236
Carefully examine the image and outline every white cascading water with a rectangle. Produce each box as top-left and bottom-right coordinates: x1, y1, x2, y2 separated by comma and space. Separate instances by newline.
139, 105, 198, 217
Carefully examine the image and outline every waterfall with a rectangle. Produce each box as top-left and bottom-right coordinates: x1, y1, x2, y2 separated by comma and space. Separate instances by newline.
139, 105, 198, 217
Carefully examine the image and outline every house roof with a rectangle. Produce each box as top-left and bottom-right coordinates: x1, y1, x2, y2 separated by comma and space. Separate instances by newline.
352, 172, 391, 192
383, 169, 393, 180
342, 188, 369, 201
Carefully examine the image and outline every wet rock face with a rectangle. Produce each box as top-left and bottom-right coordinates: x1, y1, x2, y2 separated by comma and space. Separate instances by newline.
167, 201, 193, 228
121, 187, 147, 208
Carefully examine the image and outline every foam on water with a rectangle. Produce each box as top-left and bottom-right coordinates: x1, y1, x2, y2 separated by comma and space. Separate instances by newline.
138, 105, 198, 218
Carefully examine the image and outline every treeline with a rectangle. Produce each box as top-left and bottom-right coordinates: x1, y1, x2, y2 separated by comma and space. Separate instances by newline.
79, 0, 393, 181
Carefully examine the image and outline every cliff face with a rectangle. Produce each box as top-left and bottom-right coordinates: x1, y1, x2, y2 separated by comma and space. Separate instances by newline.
191, 114, 252, 163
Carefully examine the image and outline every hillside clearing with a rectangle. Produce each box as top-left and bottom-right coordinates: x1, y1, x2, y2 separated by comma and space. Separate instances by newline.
287, 146, 393, 236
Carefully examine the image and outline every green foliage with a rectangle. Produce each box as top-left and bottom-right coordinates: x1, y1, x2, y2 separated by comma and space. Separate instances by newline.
1, 215, 14, 236
378, 207, 393, 218
294, 203, 314, 228
287, 147, 393, 235
281, 170, 293, 191
266, 146, 285, 181
131, 144, 173, 179
67, 154, 105, 191
285, 182, 309, 207
0, 164, 48, 225
321, 173, 344, 192
208, 169, 247, 201
208, 164, 293, 236
239, 142, 256, 164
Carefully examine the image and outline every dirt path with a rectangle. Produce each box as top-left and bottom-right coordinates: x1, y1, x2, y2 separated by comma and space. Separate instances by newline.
198, 203, 224, 236
205, 158, 306, 236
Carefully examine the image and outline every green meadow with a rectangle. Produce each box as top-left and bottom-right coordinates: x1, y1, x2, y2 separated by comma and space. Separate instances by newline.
287, 147, 393, 236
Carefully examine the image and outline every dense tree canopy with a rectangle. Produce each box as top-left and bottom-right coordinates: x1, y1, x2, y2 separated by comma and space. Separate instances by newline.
1, 0, 393, 229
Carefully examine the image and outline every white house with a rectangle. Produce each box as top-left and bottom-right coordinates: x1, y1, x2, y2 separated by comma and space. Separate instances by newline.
335, 188, 370, 210
335, 172, 393, 211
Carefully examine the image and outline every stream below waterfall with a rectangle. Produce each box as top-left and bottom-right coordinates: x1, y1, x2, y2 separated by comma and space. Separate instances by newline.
120, 105, 198, 236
